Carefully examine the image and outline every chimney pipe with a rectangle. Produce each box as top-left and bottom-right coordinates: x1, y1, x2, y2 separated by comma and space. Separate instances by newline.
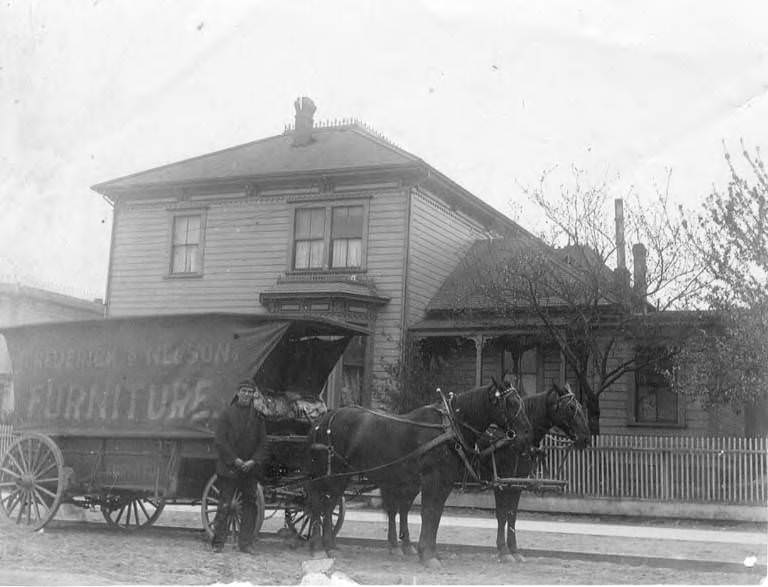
615, 199, 626, 270
633, 243, 648, 309
613, 198, 631, 300
292, 96, 316, 147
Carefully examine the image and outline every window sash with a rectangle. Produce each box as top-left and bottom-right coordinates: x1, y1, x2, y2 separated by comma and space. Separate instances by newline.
331, 238, 362, 268
293, 204, 365, 270
332, 206, 363, 239
634, 347, 678, 424
171, 214, 201, 274
294, 240, 325, 270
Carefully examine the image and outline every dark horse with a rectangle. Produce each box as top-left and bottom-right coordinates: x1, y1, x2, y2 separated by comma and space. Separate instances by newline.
305, 380, 532, 568
484, 381, 590, 562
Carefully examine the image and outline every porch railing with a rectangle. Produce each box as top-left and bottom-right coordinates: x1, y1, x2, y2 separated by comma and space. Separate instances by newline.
539, 434, 768, 505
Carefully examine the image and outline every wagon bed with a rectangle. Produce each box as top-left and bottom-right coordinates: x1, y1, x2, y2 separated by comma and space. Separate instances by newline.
0, 313, 366, 535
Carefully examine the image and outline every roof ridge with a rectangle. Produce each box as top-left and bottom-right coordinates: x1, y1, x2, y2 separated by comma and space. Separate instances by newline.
283, 117, 402, 149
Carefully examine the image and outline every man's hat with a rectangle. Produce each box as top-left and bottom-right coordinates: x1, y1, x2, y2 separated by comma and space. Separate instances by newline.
238, 380, 256, 392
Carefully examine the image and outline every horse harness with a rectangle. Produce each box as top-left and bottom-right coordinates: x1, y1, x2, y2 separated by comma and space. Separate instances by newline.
311, 385, 522, 484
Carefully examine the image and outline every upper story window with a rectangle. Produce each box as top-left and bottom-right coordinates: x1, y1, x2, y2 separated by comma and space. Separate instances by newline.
633, 346, 681, 425
292, 203, 366, 271
169, 210, 205, 276
294, 208, 326, 270
331, 206, 363, 268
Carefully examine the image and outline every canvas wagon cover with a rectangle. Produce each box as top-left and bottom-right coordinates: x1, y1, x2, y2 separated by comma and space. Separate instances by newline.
0, 313, 360, 438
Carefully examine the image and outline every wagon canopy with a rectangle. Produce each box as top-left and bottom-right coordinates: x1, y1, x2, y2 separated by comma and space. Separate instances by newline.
0, 313, 367, 438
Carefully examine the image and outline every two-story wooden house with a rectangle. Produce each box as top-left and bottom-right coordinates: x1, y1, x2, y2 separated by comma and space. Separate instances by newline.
91, 97, 520, 408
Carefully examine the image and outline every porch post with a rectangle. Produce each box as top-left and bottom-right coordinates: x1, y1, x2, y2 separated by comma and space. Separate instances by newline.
471, 335, 485, 387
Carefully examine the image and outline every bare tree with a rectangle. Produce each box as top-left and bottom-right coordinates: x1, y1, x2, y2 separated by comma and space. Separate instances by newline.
454, 167, 702, 433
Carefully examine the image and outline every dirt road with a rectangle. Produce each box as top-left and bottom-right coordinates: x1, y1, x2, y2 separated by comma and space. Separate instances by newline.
2, 511, 765, 585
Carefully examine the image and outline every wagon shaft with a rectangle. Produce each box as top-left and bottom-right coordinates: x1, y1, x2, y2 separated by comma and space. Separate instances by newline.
494, 476, 567, 493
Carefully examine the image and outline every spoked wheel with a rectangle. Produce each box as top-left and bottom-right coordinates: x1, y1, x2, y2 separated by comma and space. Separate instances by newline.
285, 494, 345, 540
101, 496, 166, 530
201, 474, 265, 541
0, 432, 65, 530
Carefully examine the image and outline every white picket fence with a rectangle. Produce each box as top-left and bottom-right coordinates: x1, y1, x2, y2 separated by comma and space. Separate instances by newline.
1, 425, 765, 506
539, 434, 768, 505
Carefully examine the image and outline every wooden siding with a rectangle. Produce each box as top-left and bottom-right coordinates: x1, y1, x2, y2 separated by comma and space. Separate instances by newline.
405, 189, 487, 325
363, 190, 409, 406
108, 194, 290, 315
598, 341, 712, 436
107, 188, 410, 408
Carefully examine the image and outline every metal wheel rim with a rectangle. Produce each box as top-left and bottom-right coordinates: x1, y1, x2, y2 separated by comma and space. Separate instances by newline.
0, 432, 64, 530
101, 496, 165, 530
286, 495, 345, 540
201, 474, 265, 541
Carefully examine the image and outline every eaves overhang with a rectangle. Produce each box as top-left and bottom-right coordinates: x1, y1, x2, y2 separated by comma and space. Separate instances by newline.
92, 164, 425, 205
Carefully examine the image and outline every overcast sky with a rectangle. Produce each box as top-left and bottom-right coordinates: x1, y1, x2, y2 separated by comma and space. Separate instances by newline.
1, 0, 767, 300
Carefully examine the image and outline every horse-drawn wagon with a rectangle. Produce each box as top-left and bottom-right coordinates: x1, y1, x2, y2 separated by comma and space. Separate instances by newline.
0, 313, 366, 537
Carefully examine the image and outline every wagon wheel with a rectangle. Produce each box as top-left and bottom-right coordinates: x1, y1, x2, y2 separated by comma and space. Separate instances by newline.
285, 494, 345, 540
101, 496, 166, 530
0, 432, 65, 530
201, 474, 265, 541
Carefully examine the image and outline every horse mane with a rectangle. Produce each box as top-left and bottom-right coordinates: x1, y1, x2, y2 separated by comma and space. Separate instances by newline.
451, 383, 494, 426
524, 388, 555, 444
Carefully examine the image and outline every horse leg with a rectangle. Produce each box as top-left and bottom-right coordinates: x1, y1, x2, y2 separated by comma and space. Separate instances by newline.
418, 474, 453, 569
381, 487, 401, 556
505, 488, 525, 562
321, 493, 337, 554
307, 486, 325, 558
494, 487, 512, 562
398, 493, 418, 556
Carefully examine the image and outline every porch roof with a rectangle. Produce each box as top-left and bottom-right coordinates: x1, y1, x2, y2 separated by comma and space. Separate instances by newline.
425, 237, 620, 313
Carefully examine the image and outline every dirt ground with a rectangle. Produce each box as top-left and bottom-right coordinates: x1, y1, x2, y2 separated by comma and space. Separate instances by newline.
0, 514, 764, 586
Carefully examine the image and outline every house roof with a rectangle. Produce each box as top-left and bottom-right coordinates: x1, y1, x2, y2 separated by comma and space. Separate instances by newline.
425, 237, 621, 314
90, 106, 524, 235
92, 124, 419, 193
0, 283, 104, 315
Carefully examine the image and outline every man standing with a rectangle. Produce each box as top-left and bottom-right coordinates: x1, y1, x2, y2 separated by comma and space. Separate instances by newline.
211, 380, 268, 553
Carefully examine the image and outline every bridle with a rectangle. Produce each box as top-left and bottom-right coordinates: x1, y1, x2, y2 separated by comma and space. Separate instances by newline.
493, 384, 527, 441
550, 390, 585, 442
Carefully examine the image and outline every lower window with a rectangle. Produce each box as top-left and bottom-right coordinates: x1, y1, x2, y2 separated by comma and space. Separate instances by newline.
634, 347, 679, 424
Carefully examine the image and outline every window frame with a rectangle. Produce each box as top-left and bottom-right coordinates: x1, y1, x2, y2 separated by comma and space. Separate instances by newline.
628, 345, 686, 428
288, 200, 369, 272
166, 207, 207, 278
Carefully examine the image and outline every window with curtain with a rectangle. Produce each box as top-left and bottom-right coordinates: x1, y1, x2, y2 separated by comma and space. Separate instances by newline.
293, 208, 326, 270
170, 214, 202, 274
331, 206, 363, 268
292, 204, 366, 271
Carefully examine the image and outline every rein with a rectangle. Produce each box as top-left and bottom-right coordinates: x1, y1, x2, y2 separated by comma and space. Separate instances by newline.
310, 429, 457, 484
349, 405, 445, 429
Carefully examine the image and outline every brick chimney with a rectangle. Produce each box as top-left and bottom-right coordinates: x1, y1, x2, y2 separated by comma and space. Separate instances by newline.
292, 96, 316, 147
632, 243, 647, 309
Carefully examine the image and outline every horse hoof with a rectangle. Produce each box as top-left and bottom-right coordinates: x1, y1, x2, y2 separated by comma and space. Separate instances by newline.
389, 547, 404, 558
498, 553, 515, 564
402, 544, 417, 556
513, 553, 526, 563
423, 557, 442, 569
